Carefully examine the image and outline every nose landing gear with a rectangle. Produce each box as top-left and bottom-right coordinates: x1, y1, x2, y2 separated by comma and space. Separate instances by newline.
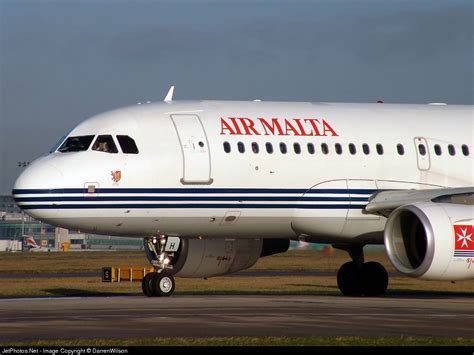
141, 270, 175, 297
142, 235, 179, 297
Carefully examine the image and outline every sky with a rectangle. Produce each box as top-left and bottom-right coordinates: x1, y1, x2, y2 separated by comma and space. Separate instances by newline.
0, 0, 473, 194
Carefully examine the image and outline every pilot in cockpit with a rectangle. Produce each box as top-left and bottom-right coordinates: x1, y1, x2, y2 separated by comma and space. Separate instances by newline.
97, 142, 109, 152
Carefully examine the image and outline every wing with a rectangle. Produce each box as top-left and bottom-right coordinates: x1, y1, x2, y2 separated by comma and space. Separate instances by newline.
364, 187, 474, 217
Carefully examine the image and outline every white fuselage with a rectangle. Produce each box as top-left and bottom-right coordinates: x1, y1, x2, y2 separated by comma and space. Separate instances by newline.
13, 101, 474, 244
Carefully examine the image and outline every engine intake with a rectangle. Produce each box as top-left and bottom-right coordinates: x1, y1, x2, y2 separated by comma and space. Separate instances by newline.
384, 202, 474, 280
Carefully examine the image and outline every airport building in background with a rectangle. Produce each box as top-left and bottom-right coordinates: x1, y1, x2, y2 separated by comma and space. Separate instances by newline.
0, 195, 143, 252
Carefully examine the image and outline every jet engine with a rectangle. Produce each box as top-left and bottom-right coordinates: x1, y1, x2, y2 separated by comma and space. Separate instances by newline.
384, 202, 474, 280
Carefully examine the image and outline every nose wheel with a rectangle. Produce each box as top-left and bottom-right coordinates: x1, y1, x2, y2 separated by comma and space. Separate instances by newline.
142, 271, 176, 297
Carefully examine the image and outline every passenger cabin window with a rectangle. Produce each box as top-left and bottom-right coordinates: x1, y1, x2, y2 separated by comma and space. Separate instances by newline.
237, 142, 245, 153
434, 144, 442, 156
362, 144, 370, 155
266, 142, 273, 154
223, 142, 231, 153
321, 143, 329, 155
294, 143, 301, 154
252, 142, 259, 154
307, 143, 315, 155
335, 143, 343, 155
462, 144, 470, 156
448, 144, 456, 156
348, 143, 356, 155
92, 135, 118, 153
280, 143, 287, 154
376, 144, 384, 155
58, 135, 95, 153
117, 135, 139, 154
397, 144, 404, 155
418, 144, 426, 156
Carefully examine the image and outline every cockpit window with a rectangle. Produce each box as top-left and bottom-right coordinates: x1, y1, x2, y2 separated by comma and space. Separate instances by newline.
117, 135, 139, 154
92, 135, 118, 153
50, 128, 73, 153
49, 135, 67, 153
57, 135, 95, 153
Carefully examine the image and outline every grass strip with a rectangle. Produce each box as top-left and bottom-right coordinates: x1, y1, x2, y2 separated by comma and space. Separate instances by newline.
2, 336, 474, 347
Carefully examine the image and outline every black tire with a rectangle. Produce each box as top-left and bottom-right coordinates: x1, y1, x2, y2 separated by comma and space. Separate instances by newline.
152, 271, 175, 297
142, 272, 156, 297
361, 261, 388, 296
337, 261, 363, 296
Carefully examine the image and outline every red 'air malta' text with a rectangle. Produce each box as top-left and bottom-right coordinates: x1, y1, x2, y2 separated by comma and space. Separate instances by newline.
220, 117, 338, 136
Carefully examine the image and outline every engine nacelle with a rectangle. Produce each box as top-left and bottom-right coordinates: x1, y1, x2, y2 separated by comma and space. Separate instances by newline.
384, 202, 474, 280
147, 238, 289, 278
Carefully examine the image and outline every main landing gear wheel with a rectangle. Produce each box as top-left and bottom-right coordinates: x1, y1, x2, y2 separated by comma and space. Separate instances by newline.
335, 244, 389, 297
142, 271, 176, 297
361, 261, 388, 297
337, 261, 388, 297
337, 261, 362, 296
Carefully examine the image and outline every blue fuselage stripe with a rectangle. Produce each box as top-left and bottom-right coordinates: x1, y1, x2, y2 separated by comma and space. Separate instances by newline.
13, 188, 375, 210
14, 196, 369, 203
19, 203, 362, 210
12, 188, 378, 195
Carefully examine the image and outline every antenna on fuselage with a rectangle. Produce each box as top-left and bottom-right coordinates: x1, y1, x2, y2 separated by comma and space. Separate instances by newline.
164, 86, 175, 103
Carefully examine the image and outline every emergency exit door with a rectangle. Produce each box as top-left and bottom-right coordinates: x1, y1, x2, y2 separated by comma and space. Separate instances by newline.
414, 137, 431, 171
171, 115, 213, 184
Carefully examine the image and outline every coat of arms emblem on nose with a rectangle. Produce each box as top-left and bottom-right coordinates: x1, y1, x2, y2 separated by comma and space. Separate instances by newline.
111, 171, 122, 183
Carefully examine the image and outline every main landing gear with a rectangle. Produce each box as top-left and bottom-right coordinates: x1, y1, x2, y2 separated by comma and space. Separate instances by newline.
335, 245, 388, 297
141, 235, 178, 297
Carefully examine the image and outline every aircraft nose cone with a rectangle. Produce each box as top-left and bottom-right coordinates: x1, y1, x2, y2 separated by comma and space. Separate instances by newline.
13, 161, 64, 220
13, 162, 63, 193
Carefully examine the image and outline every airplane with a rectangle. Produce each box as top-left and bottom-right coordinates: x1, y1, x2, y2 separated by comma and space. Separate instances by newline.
12, 87, 474, 297
23, 235, 48, 252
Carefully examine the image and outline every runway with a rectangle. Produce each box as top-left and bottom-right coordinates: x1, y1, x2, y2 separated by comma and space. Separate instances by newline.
0, 295, 472, 341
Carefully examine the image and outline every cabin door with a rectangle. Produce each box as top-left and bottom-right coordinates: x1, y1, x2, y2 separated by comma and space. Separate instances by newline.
171, 114, 213, 184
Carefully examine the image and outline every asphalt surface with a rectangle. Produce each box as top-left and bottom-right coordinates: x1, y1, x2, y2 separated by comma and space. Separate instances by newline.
0, 295, 472, 341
